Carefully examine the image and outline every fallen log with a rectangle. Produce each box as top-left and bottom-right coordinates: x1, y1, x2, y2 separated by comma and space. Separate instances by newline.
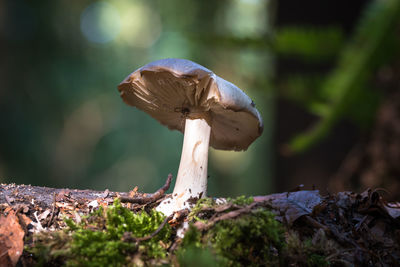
1, 182, 400, 266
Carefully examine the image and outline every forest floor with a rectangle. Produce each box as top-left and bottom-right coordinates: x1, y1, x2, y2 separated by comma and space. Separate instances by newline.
1, 177, 400, 266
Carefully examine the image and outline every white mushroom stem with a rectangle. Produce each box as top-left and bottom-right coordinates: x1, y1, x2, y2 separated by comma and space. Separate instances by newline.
156, 117, 211, 216
174, 117, 211, 199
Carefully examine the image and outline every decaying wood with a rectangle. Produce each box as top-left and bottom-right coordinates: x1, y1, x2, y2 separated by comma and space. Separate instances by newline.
1, 182, 400, 266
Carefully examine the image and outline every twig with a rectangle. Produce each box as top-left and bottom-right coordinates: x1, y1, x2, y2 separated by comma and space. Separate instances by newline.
33, 211, 44, 231
325, 249, 354, 261
120, 174, 173, 204
303, 215, 330, 232
0, 250, 9, 260
46, 192, 57, 227
4, 195, 13, 206
119, 174, 172, 205
195, 202, 258, 231
134, 214, 174, 242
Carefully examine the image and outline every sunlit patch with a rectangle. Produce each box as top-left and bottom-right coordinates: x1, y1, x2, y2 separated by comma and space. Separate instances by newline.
115, 1, 162, 48
217, 0, 268, 38
80, 1, 121, 44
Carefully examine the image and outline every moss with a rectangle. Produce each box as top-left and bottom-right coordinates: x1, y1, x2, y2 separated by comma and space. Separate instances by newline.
209, 209, 284, 266
180, 209, 332, 267
28, 199, 171, 266
177, 225, 223, 266
181, 196, 285, 266
307, 254, 329, 266
26, 230, 72, 266
180, 224, 202, 249
226, 195, 254, 206
284, 231, 331, 267
178, 246, 221, 267
179, 209, 285, 266
188, 197, 216, 222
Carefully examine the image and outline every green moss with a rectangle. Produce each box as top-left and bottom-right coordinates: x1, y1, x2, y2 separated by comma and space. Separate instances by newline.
285, 231, 331, 267
226, 195, 254, 206
178, 246, 221, 267
178, 225, 223, 266
180, 209, 332, 267
180, 224, 202, 249
29, 199, 171, 266
307, 254, 329, 266
179, 209, 285, 266
188, 197, 216, 222
26, 230, 72, 266
209, 209, 284, 266
182, 197, 285, 266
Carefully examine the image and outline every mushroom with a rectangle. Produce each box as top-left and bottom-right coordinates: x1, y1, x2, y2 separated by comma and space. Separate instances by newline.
118, 58, 263, 215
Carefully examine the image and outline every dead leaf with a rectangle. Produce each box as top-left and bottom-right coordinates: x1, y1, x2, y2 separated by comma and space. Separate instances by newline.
384, 202, 400, 219
5, 195, 15, 204
129, 187, 138, 197
370, 220, 386, 243
3, 207, 13, 214
55, 190, 71, 202
258, 190, 322, 225
37, 209, 51, 221
88, 200, 99, 208
0, 240, 13, 267
0, 210, 25, 266
101, 189, 110, 198
18, 214, 32, 226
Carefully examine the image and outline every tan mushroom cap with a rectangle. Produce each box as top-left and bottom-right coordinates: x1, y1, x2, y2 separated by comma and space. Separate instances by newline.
118, 58, 263, 151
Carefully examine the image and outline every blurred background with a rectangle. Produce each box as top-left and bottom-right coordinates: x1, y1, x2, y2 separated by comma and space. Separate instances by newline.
0, 0, 399, 199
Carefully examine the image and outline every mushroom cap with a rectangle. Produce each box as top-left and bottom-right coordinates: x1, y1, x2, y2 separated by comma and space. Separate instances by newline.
118, 58, 263, 151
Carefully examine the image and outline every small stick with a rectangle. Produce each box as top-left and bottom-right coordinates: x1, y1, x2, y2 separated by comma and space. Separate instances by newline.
303, 215, 330, 232
134, 214, 174, 242
120, 174, 173, 204
0, 249, 9, 259
47, 192, 57, 227
195, 202, 258, 231
33, 211, 44, 231
4, 195, 13, 206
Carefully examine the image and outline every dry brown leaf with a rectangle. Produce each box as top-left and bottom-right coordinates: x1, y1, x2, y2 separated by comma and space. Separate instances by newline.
256, 190, 322, 225
129, 186, 138, 198
3, 207, 13, 214
384, 202, 400, 219
18, 214, 32, 227
0, 240, 13, 267
0, 210, 25, 266
55, 190, 71, 202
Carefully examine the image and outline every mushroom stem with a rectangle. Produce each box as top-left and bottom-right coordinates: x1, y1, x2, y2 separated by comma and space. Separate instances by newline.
174, 117, 211, 199
156, 117, 211, 215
